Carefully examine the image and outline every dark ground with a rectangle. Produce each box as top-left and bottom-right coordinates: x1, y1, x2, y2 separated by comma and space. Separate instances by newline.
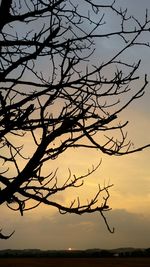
1, 257, 150, 267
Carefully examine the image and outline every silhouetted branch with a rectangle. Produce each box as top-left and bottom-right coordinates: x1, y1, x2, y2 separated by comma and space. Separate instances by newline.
0, 0, 150, 238
0, 229, 15, 239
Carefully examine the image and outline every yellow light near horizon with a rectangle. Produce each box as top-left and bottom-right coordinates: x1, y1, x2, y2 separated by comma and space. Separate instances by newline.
68, 247, 72, 251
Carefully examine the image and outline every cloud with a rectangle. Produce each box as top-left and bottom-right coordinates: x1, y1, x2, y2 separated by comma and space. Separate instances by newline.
0, 208, 150, 250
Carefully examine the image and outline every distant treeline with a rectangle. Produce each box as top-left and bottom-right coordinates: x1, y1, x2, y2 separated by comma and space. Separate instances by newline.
0, 248, 150, 258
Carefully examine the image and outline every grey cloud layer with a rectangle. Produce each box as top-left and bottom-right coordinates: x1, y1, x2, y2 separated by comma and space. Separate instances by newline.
0, 209, 149, 250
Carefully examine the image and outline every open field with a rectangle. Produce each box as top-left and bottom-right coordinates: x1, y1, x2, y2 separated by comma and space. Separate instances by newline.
0, 257, 150, 267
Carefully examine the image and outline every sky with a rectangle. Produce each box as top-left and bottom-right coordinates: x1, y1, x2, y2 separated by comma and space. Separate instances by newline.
0, 0, 150, 250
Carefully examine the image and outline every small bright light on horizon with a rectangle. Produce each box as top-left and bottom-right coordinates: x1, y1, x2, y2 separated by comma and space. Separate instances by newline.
68, 247, 72, 251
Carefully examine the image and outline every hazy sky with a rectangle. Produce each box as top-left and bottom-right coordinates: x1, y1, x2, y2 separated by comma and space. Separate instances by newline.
0, 0, 150, 250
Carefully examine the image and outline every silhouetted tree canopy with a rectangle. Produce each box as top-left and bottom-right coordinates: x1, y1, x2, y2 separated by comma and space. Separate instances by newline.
0, 0, 150, 237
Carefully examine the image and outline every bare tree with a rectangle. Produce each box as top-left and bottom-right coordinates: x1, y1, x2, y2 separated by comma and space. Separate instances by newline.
0, 0, 150, 237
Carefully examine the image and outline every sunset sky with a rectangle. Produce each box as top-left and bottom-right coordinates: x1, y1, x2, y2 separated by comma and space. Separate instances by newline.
0, 0, 150, 250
